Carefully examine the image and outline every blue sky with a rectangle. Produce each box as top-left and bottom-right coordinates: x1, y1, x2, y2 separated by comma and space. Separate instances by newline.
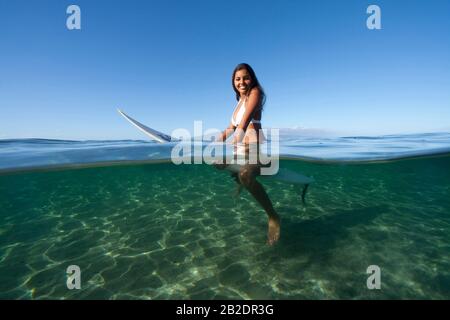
1, 0, 449, 140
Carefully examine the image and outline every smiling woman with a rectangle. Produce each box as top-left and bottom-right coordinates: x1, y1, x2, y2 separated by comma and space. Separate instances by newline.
230, 65, 265, 144
214, 63, 281, 245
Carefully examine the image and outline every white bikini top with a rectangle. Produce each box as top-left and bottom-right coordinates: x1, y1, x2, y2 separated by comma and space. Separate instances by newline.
231, 96, 261, 127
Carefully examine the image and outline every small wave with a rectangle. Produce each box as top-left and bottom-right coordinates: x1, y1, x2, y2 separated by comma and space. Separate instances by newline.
1, 133, 449, 171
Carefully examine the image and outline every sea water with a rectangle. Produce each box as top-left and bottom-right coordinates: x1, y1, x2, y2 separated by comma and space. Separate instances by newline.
0, 133, 449, 299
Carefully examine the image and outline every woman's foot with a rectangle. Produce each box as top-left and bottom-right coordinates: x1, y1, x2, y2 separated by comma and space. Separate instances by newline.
267, 215, 280, 245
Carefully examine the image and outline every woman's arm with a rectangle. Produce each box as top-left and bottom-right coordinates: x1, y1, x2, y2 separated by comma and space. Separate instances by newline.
232, 88, 261, 144
216, 122, 236, 142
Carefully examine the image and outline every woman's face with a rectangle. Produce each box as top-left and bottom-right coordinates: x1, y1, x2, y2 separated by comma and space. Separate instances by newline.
234, 69, 253, 96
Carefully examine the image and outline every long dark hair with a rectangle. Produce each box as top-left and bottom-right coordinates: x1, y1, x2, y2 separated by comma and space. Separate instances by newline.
232, 63, 266, 109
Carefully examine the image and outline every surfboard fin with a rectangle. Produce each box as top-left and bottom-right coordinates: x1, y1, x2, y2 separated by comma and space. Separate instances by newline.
299, 184, 310, 205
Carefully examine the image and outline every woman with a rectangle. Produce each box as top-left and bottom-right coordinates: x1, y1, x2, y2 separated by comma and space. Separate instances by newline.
215, 63, 280, 245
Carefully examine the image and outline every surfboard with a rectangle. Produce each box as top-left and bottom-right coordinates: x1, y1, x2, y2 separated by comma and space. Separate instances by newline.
117, 108, 314, 195
225, 164, 314, 185
117, 109, 175, 143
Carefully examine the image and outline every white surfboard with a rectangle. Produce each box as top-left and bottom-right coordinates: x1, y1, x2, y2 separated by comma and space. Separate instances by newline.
117, 109, 175, 143
225, 164, 314, 185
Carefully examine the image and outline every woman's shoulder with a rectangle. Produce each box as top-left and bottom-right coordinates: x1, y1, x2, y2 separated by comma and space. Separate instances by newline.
249, 86, 261, 97
247, 87, 263, 107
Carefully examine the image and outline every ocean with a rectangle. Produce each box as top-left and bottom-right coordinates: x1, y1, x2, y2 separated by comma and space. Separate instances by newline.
0, 133, 449, 299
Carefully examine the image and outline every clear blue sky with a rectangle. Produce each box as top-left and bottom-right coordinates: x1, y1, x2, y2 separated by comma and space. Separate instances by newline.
1, 0, 449, 140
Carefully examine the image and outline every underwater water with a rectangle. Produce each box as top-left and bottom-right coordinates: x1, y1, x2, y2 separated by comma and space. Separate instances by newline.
0, 134, 449, 299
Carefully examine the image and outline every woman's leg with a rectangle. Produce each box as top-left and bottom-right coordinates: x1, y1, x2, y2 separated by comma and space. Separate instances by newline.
238, 164, 280, 245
